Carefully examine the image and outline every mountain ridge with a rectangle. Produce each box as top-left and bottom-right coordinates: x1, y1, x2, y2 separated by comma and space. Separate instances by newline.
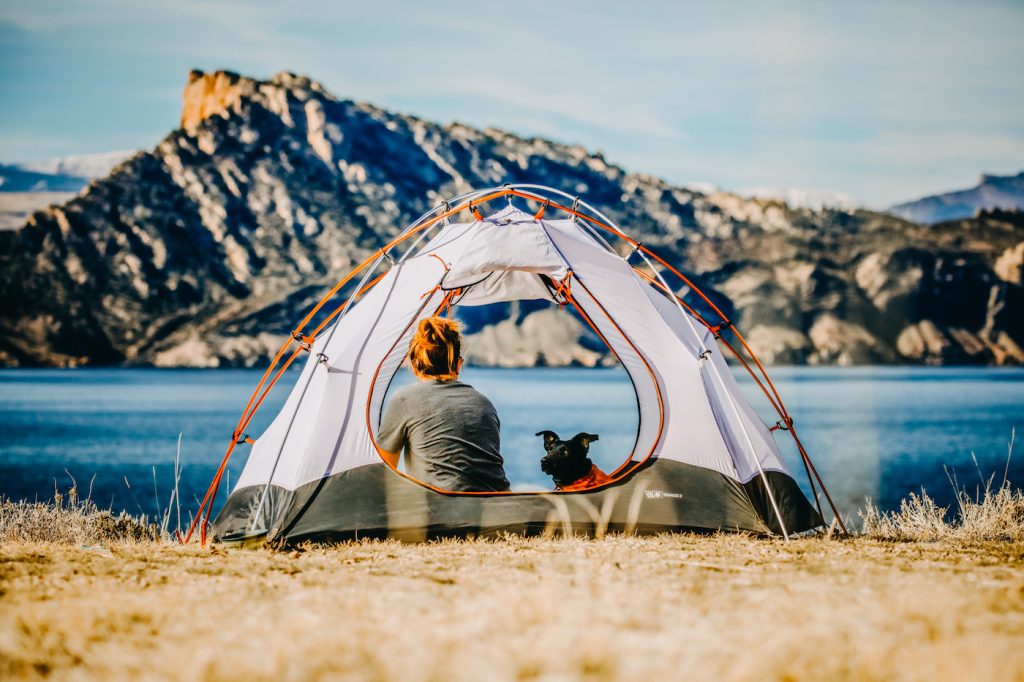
0, 150, 137, 193
0, 150, 139, 230
889, 171, 1024, 224
0, 69, 1021, 368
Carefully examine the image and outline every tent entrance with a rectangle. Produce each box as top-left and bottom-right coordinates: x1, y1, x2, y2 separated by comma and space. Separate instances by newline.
361, 207, 668, 497
373, 293, 645, 493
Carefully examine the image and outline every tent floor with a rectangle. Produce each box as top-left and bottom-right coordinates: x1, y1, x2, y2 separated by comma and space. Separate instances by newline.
213, 459, 823, 547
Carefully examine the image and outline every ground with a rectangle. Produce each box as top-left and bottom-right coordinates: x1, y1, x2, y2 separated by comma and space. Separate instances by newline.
2, 534, 1023, 681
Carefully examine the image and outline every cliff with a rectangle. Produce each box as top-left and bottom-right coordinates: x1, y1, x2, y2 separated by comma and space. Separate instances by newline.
0, 70, 1021, 367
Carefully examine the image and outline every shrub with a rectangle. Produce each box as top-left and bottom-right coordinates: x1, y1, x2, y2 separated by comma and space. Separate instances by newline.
861, 431, 1023, 543
0, 486, 161, 545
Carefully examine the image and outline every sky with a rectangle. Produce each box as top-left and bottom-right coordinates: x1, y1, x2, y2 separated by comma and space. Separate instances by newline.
1, 0, 1022, 207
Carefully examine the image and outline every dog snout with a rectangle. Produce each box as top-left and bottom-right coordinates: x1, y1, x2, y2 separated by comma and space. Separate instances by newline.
540, 445, 567, 472
540, 453, 559, 474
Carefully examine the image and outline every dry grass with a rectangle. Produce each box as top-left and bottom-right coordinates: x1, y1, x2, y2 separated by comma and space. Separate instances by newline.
861, 434, 1024, 543
3, 463, 1023, 681
861, 486, 1024, 543
1, 532, 1023, 681
0, 490, 160, 545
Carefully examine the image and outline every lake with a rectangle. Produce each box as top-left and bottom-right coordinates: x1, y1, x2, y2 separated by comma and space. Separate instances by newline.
1, 366, 1022, 527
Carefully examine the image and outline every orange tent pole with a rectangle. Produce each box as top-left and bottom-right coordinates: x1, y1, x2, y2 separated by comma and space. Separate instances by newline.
509, 189, 846, 534
183, 190, 517, 544
186, 186, 846, 543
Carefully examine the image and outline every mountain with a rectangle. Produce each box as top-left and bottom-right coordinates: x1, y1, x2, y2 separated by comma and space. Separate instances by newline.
0, 150, 137, 193
889, 172, 1024, 224
683, 183, 861, 211
0, 165, 87, 193
0, 69, 1021, 368
0, 151, 138, 230
12, 150, 137, 181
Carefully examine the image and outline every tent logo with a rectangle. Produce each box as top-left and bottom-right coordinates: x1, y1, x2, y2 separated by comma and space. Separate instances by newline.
644, 490, 683, 500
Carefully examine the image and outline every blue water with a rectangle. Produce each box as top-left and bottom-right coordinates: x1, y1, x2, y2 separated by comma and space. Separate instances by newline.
1, 367, 1021, 524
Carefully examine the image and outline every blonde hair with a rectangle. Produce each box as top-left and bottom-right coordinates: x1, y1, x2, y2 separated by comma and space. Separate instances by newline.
408, 317, 462, 381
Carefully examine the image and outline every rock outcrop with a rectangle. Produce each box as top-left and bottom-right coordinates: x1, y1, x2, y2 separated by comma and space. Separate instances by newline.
464, 308, 608, 368
0, 70, 1021, 368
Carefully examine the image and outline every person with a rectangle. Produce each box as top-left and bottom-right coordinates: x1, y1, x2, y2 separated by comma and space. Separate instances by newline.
376, 316, 510, 492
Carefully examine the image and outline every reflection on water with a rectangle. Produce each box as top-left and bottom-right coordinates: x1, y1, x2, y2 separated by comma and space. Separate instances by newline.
0, 367, 1021, 524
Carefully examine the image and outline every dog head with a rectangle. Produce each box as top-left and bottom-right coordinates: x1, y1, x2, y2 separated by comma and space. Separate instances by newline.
536, 430, 600, 489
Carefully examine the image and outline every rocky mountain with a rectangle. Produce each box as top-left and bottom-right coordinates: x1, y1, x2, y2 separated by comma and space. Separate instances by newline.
889, 172, 1024, 224
0, 69, 1021, 368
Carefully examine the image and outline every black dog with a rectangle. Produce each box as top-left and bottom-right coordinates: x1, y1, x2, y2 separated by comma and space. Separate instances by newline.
536, 431, 609, 491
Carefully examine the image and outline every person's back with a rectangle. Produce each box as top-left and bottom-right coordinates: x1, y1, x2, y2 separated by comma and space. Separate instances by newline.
376, 316, 510, 493
378, 379, 508, 492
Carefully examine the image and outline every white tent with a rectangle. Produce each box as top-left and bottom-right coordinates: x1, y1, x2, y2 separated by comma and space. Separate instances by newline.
196, 185, 840, 546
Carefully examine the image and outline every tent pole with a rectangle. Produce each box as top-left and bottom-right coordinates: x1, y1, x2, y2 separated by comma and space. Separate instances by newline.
630, 242, 845, 534
248, 254, 389, 533
634, 249, 790, 538
790, 427, 848, 535
704, 359, 790, 539
185, 192, 503, 543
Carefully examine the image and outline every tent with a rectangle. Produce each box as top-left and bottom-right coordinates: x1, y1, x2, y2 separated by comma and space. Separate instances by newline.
190, 185, 845, 546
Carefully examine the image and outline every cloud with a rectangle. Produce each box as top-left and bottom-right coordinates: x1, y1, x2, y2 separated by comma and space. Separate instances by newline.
1, 0, 1022, 204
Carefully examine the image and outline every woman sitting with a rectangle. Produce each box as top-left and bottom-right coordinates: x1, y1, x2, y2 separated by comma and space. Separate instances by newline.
377, 317, 510, 492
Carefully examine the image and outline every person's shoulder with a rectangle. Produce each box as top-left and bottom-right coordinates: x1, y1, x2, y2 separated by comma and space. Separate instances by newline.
455, 382, 497, 408
389, 382, 424, 404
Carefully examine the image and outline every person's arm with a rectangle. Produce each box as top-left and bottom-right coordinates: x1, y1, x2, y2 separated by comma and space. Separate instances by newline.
376, 394, 407, 468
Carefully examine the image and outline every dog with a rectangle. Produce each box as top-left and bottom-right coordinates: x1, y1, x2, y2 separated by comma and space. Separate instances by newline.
536, 430, 611, 492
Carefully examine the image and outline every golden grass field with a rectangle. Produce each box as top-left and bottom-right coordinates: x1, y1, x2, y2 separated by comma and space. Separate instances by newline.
2, 481, 1023, 681
2, 531, 1023, 682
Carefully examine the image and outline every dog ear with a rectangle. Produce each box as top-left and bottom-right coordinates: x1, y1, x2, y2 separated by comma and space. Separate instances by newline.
535, 430, 560, 449
572, 432, 600, 449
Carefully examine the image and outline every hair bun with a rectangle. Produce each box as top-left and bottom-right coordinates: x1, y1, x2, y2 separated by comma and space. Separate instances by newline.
409, 316, 462, 380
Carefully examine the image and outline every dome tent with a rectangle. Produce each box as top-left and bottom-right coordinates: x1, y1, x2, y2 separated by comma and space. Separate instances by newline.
189, 185, 845, 547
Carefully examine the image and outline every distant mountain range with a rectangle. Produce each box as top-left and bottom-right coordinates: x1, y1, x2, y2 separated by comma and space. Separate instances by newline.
0, 150, 135, 192
0, 69, 1021, 368
889, 172, 1024, 224
0, 151, 136, 229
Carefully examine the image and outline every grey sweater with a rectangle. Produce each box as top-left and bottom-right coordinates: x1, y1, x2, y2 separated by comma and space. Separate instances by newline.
377, 379, 510, 492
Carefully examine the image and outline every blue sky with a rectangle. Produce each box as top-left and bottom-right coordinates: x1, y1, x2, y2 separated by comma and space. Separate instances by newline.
1, 0, 1022, 206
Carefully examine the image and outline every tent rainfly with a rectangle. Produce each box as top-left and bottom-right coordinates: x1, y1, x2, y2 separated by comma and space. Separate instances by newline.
187, 185, 845, 547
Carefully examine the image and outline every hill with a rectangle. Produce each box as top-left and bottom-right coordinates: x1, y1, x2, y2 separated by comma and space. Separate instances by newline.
0, 69, 1021, 367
